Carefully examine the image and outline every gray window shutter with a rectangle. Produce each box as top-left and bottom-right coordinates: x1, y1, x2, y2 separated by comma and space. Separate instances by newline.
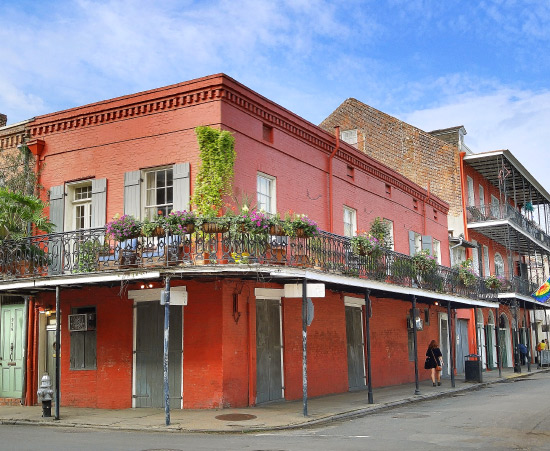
173, 162, 190, 211
124, 171, 141, 218
91, 178, 107, 228
408, 231, 416, 256
49, 185, 65, 233
421, 235, 433, 255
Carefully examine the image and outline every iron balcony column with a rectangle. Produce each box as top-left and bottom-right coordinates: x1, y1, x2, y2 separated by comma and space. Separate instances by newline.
496, 305, 502, 378
412, 295, 420, 395
365, 289, 373, 404
524, 300, 531, 372
302, 277, 308, 417
164, 276, 171, 426
55, 286, 61, 420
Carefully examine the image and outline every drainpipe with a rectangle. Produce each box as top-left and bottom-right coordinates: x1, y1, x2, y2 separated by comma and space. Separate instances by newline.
459, 151, 471, 258
328, 127, 340, 233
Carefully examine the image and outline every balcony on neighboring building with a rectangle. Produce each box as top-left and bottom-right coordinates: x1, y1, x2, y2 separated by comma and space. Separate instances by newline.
0, 225, 497, 302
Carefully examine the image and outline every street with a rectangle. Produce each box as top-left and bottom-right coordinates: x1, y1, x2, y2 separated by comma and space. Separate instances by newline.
2, 373, 550, 450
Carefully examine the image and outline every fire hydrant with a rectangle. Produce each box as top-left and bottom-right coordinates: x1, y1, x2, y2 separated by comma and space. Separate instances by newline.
37, 373, 54, 417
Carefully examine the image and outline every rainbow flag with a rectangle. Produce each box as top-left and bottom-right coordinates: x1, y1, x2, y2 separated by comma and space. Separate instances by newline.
532, 277, 550, 303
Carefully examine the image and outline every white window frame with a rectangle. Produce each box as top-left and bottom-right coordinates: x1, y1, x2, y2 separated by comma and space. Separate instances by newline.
65, 180, 92, 231
494, 252, 505, 277
467, 176, 475, 207
257, 172, 276, 215
383, 218, 394, 250
343, 206, 357, 237
479, 185, 485, 213
433, 238, 441, 264
142, 166, 173, 220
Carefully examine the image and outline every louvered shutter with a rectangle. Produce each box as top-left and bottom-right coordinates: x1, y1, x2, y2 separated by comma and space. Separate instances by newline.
172, 162, 190, 211
49, 185, 65, 232
91, 178, 107, 228
421, 235, 433, 255
124, 171, 141, 218
408, 231, 416, 256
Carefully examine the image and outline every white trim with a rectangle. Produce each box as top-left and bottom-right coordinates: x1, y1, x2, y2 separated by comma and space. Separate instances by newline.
0, 271, 161, 291
254, 288, 284, 300
439, 312, 451, 377
128, 286, 186, 303
344, 296, 364, 307
257, 172, 277, 215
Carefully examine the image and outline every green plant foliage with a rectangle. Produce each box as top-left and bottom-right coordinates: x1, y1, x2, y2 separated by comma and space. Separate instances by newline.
0, 144, 43, 196
368, 217, 393, 250
191, 126, 236, 216
0, 188, 54, 240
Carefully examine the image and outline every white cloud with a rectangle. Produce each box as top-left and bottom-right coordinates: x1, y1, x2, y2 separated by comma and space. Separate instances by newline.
401, 88, 550, 193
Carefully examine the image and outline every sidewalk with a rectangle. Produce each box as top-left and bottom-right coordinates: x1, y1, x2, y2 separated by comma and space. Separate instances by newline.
1, 366, 546, 433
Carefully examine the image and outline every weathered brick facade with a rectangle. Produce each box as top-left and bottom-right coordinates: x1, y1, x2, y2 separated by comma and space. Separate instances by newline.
320, 99, 465, 236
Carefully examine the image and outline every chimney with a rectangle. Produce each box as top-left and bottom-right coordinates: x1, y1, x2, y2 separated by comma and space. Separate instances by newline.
0, 114, 7, 127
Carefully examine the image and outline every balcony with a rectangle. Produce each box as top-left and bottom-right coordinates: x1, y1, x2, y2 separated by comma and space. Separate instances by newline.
467, 203, 550, 252
0, 225, 497, 301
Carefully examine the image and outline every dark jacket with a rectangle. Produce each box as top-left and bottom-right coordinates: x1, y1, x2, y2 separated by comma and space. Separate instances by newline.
425, 346, 442, 369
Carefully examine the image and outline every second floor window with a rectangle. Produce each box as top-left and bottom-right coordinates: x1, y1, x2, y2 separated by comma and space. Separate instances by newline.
343, 206, 356, 237
145, 167, 173, 219
69, 182, 92, 230
467, 176, 475, 207
257, 173, 276, 214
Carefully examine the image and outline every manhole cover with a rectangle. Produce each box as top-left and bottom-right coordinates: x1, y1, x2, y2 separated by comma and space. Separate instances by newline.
215, 413, 257, 421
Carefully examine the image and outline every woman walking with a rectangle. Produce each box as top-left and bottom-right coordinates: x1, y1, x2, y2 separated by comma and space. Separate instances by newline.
425, 340, 443, 386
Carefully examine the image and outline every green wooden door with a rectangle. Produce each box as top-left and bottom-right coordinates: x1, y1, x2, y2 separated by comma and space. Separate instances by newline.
0, 304, 25, 398
485, 325, 494, 369
499, 329, 508, 367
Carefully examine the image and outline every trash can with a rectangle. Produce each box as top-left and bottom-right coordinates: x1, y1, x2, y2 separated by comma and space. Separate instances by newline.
464, 354, 482, 383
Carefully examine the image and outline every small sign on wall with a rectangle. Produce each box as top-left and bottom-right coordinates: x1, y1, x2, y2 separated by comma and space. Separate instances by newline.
160, 289, 188, 306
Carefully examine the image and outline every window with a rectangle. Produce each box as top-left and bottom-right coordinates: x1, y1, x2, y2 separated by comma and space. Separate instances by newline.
467, 176, 475, 207
433, 238, 441, 264
340, 129, 358, 147
383, 218, 394, 250
343, 206, 356, 237
483, 245, 490, 276
490, 195, 500, 219
471, 240, 480, 275
144, 167, 173, 219
413, 232, 422, 255
70, 306, 96, 370
479, 185, 485, 213
257, 173, 276, 214
494, 253, 505, 277
66, 181, 92, 230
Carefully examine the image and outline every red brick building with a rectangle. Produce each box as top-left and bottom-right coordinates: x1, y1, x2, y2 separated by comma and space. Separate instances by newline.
1, 74, 497, 410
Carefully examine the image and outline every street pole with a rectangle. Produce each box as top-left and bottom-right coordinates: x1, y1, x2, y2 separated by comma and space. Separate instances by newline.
496, 305, 502, 378
302, 277, 308, 417
55, 286, 60, 420
447, 301, 455, 388
163, 276, 171, 426
365, 289, 373, 404
412, 295, 420, 395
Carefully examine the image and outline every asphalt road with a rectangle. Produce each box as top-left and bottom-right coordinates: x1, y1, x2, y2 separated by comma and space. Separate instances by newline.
2, 374, 550, 450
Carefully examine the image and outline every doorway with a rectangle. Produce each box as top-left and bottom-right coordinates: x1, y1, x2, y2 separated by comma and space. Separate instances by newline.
0, 301, 25, 398
439, 313, 450, 378
134, 301, 182, 408
455, 319, 469, 373
256, 298, 283, 404
345, 305, 365, 390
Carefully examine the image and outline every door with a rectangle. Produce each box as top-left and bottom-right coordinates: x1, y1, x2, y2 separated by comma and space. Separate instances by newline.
455, 319, 469, 373
499, 329, 508, 367
345, 306, 365, 390
439, 314, 450, 378
256, 299, 283, 404
135, 301, 182, 408
0, 304, 25, 398
485, 325, 494, 369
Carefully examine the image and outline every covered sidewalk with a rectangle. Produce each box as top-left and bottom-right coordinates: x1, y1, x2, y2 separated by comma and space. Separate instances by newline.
1, 366, 546, 433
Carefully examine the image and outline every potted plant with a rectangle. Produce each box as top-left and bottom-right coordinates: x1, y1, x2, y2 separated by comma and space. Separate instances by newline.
233, 209, 271, 234
351, 232, 383, 258
368, 217, 393, 250
455, 258, 477, 287
412, 249, 438, 274
268, 213, 287, 236
105, 214, 142, 241
485, 274, 505, 291
284, 213, 319, 238
165, 210, 197, 235
141, 215, 167, 237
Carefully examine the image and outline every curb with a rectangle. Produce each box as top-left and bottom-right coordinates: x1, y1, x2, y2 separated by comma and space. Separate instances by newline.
1, 369, 547, 434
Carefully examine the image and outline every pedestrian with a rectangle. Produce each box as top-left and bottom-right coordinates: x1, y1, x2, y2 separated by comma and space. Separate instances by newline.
424, 339, 443, 386
518, 342, 528, 365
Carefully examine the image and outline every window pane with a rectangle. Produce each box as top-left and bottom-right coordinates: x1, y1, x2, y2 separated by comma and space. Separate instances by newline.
157, 170, 166, 187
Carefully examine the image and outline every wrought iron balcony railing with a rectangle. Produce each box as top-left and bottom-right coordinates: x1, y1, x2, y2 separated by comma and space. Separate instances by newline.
467, 203, 550, 248
0, 225, 498, 301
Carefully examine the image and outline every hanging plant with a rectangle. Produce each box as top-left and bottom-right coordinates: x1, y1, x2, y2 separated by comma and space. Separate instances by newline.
191, 126, 236, 217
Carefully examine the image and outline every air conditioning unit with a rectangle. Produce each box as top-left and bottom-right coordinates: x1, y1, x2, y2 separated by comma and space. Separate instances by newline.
407, 316, 424, 331
68, 313, 96, 332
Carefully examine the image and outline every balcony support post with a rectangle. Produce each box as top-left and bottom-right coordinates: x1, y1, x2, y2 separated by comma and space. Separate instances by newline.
364, 288, 373, 404
55, 286, 61, 420
411, 295, 420, 395
302, 277, 308, 417
496, 305, 502, 378
163, 276, 171, 426
448, 301, 455, 388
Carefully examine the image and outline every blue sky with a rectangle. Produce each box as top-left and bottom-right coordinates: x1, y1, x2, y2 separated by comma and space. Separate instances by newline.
1, 0, 550, 191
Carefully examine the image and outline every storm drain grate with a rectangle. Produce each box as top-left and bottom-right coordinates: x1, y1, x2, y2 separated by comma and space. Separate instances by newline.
215, 413, 257, 421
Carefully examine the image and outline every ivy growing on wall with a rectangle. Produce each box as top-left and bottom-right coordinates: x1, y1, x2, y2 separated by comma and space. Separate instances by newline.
191, 126, 236, 216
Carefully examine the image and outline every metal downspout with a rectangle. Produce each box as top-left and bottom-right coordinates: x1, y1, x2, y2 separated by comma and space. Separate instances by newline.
328, 127, 340, 233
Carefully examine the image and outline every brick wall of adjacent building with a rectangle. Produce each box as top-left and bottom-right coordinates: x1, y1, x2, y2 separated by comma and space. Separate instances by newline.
319, 99, 464, 237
